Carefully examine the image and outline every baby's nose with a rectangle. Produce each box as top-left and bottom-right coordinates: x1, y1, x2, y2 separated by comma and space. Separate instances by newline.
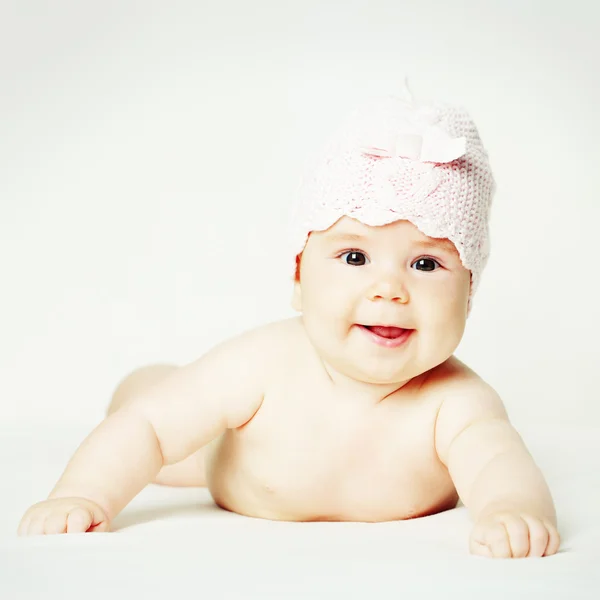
367, 275, 409, 304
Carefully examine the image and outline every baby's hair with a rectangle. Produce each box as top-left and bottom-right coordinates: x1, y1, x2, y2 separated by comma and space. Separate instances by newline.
294, 254, 302, 282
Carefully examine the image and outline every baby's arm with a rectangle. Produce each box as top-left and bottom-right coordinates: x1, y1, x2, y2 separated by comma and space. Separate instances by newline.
18, 326, 269, 535
434, 377, 560, 558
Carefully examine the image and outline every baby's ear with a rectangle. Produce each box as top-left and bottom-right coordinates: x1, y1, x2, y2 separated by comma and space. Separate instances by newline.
291, 282, 302, 312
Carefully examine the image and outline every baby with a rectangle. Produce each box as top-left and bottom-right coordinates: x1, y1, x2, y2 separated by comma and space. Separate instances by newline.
18, 87, 559, 559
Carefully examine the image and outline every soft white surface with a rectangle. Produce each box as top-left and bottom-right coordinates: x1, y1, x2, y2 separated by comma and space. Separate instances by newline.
1, 422, 598, 599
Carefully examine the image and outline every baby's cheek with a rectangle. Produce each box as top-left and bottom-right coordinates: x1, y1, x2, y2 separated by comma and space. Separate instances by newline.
420, 301, 466, 349
439, 313, 467, 353
309, 283, 347, 315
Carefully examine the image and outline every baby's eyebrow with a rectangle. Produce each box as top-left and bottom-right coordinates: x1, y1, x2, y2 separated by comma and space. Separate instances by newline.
324, 233, 457, 254
324, 233, 367, 243
413, 239, 458, 254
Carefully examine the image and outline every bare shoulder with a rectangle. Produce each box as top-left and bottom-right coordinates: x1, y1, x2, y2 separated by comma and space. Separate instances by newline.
137, 317, 302, 429
422, 357, 510, 466
212, 316, 303, 363
193, 316, 303, 393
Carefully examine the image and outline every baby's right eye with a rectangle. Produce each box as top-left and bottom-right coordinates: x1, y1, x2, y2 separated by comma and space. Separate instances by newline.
339, 250, 369, 266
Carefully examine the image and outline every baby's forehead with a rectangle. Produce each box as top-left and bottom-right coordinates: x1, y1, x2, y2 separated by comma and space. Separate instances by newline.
311, 217, 458, 254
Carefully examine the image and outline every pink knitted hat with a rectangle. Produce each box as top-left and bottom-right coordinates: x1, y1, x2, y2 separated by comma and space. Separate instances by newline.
288, 85, 496, 309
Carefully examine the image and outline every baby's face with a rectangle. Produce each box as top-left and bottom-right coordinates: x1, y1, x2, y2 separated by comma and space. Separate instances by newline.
292, 217, 471, 385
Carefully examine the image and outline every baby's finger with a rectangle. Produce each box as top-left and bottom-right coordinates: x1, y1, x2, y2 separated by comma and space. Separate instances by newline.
17, 504, 42, 536
469, 537, 493, 558
542, 521, 561, 557
27, 516, 48, 537
43, 512, 68, 535
17, 514, 32, 536
486, 522, 513, 558
85, 503, 110, 532
66, 507, 94, 533
521, 515, 549, 558
501, 514, 530, 558
470, 520, 511, 558
88, 517, 110, 533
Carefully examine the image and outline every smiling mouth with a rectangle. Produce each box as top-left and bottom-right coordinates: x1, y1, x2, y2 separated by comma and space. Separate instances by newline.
360, 325, 411, 339
356, 324, 415, 348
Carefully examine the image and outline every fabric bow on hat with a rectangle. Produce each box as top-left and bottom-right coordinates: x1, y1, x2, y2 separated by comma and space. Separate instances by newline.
360, 115, 467, 164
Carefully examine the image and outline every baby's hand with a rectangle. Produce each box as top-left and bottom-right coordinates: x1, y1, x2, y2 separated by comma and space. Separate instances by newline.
18, 498, 110, 536
469, 511, 560, 558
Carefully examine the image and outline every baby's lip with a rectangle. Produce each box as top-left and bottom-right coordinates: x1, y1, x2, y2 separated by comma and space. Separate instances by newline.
356, 324, 415, 346
360, 324, 414, 330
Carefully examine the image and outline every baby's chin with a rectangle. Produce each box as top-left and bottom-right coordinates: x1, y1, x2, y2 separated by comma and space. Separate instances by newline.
332, 357, 427, 389
335, 343, 452, 388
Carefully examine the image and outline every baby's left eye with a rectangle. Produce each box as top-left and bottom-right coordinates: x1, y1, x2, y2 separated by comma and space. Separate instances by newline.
411, 258, 440, 272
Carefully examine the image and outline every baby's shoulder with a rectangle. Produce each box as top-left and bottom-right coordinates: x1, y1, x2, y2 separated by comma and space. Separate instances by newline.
421, 356, 505, 414
220, 316, 304, 368
243, 316, 304, 347
186, 317, 303, 408
421, 356, 484, 393
421, 357, 509, 461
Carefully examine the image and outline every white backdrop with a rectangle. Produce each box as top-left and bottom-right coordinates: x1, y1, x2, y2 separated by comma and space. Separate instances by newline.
1, 0, 598, 432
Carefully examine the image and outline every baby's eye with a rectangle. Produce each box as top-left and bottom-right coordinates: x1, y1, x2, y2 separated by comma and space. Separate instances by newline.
339, 250, 369, 266
411, 257, 440, 272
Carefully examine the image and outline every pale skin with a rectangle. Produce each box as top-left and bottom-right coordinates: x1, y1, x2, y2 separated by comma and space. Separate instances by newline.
18, 217, 559, 559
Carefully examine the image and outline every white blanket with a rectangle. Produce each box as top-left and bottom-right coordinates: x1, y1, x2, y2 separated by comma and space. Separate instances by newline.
1, 423, 598, 599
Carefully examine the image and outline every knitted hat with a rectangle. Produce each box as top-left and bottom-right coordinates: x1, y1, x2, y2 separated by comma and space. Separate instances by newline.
288, 84, 496, 309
